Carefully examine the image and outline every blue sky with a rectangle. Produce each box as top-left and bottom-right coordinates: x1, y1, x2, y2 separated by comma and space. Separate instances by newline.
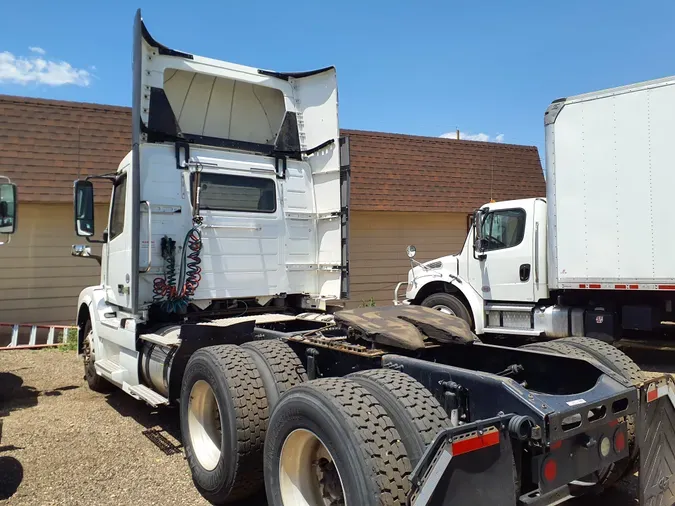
1, 1, 674, 161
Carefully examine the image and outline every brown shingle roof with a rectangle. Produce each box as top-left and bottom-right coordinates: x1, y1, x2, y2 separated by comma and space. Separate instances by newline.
342, 129, 544, 212
0, 94, 544, 211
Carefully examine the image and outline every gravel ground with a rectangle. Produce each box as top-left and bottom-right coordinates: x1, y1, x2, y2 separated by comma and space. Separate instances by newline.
0, 348, 663, 506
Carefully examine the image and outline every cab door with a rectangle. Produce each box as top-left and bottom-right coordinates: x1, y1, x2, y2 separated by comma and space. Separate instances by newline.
468, 202, 536, 302
104, 170, 134, 310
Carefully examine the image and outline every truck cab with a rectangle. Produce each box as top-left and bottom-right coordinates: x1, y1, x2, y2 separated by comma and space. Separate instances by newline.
401, 197, 547, 336
401, 72, 675, 344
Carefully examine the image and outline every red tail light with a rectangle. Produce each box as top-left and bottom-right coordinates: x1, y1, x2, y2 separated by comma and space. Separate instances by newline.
543, 457, 558, 482
614, 429, 626, 453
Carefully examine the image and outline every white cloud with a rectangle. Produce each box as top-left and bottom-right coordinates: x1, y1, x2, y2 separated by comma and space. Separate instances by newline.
29, 46, 46, 55
0, 50, 92, 87
440, 130, 506, 143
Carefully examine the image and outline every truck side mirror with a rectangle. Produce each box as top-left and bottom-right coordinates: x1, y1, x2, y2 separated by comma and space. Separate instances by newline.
473, 208, 488, 259
0, 182, 17, 235
74, 180, 95, 237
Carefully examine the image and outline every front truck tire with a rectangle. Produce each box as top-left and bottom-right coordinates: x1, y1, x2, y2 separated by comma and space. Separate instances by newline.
82, 320, 113, 393
180, 344, 269, 505
420, 292, 472, 325
263, 377, 412, 506
347, 368, 451, 465
521, 337, 643, 489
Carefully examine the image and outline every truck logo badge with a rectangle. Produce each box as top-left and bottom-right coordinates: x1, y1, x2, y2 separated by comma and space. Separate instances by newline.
596, 316, 604, 324
482, 286, 490, 293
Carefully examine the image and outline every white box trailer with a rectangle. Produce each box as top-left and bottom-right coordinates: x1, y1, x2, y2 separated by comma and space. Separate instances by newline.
400, 74, 675, 343
546, 75, 675, 290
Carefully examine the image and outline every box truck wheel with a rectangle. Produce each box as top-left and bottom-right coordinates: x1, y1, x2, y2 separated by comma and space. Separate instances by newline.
420, 292, 471, 324
241, 339, 308, 413
180, 345, 268, 504
82, 321, 113, 393
263, 377, 411, 506
347, 367, 452, 465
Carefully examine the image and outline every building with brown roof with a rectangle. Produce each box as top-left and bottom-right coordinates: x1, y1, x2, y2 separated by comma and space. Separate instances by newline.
0, 94, 544, 324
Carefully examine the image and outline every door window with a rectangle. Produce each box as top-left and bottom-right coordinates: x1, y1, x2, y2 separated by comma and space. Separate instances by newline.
480, 209, 526, 251
109, 175, 127, 241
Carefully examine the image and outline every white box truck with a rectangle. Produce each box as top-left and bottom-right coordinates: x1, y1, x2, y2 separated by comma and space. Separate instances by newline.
398, 74, 675, 343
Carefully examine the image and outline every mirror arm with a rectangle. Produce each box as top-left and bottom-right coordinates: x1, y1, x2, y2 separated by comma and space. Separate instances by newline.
85, 236, 106, 244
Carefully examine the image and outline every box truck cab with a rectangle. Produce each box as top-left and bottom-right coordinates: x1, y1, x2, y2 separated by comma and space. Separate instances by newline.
399, 74, 675, 343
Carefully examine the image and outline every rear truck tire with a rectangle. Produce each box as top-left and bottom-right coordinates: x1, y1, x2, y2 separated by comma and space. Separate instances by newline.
82, 321, 113, 393
347, 367, 452, 466
420, 292, 472, 325
180, 344, 269, 505
263, 377, 412, 506
240, 339, 308, 413
520, 338, 640, 489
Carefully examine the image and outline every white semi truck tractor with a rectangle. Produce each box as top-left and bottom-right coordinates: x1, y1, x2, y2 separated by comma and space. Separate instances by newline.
71, 10, 675, 506
397, 75, 675, 345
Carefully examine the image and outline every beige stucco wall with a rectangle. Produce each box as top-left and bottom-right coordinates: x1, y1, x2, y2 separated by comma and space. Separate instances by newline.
346, 211, 469, 307
0, 206, 468, 323
0, 203, 108, 324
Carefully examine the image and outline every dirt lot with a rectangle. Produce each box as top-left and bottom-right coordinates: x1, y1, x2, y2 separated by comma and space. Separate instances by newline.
0, 348, 656, 505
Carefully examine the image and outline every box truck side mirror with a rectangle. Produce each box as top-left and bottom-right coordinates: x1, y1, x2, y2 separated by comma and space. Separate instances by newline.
74, 180, 95, 237
0, 182, 17, 235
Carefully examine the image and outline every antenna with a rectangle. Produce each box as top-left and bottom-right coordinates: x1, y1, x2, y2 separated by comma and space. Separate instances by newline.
490, 150, 495, 203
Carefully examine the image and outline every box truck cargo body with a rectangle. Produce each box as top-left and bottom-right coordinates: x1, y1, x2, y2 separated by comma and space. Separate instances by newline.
546, 75, 675, 290
400, 75, 675, 342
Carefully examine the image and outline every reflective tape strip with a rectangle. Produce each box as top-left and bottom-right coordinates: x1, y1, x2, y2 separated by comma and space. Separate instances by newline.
412, 447, 453, 506
647, 380, 675, 409
452, 429, 500, 456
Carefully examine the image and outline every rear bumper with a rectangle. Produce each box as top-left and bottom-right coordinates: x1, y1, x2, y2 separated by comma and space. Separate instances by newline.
407, 374, 675, 505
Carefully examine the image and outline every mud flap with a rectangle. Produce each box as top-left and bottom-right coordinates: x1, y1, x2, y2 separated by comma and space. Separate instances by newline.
638, 375, 675, 505
409, 422, 516, 506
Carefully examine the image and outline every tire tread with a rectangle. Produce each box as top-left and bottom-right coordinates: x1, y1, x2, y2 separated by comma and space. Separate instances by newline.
348, 368, 450, 463
189, 344, 269, 502
305, 377, 411, 504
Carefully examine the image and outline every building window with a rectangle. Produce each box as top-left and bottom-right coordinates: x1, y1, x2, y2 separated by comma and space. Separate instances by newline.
480, 208, 526, 251
190, 172, 276, 213
109, 174, 127, 241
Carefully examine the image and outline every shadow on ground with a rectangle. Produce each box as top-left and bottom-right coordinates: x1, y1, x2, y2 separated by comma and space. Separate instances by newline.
103, 388, 269, 505
0, 373, 38, 416
0, 455, 23, 500
105, 389, 184, 456
0, 372, 80, 417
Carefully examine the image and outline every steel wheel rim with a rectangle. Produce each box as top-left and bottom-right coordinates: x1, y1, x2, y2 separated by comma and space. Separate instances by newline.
432, 304, 456, 316
279, 428, 347, 506
188, 380, 222, 471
